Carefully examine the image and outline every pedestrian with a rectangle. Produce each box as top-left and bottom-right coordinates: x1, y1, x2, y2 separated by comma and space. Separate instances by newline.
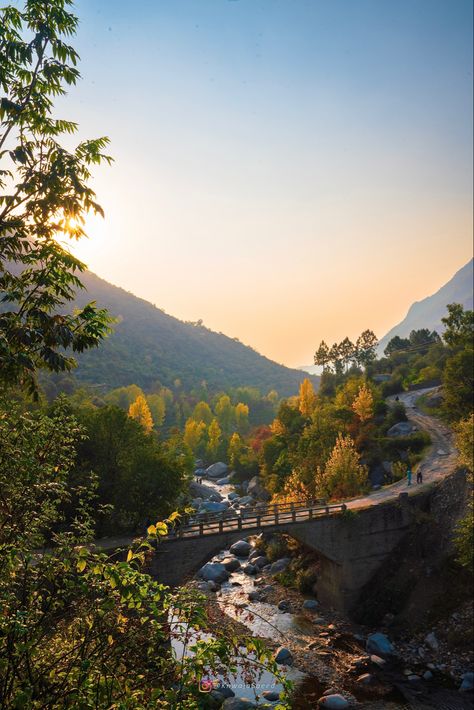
416, 468, 423, 484
407, 466, 412, 486
395, 395, 399, 402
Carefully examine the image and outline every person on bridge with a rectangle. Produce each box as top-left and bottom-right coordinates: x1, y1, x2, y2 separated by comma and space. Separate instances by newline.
406, 466, 412, 486
416, 467, 423, 484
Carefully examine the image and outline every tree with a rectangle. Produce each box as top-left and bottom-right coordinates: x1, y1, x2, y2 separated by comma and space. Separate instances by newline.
314, 340, 331, 372
384, 335, 410, 357
352, 383, 374, 422
105, 384, 144, 410
192, 400, 213, 425
355, 329, 378, 368
339, 337, 355, 372
215, 394, 234, 433
235, 401, 250, 433
146, 393, 166, 427
228, 432, 244, 469
128, 394, 153, 433
453, 414, 474, 573
0, 1, 113, 395
298, 378, 317, 417
183, 417, 206, 455
442, 347, 474, 421
409, 328, 440, 348
442, 303, 474, 348
207, 418, 222, 460
329, 342, 344, 375
320, 433, 368, 499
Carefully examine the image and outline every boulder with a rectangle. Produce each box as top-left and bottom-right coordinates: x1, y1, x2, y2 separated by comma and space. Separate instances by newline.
197, 563, 229, 584
366, 632, 395, 657
408, 675, 421, 682
230, 540, 252, 557
209, 493, 223, 502
238, 495, 254, 506
248, 549, 261, 561
357, 673, 373, 685
274, 647, 293, 665
228, 492, 240, 501
248, 590, 264, 601
252, 555, 269, 569
278, 600, 290, 611
262, 690, 280, 701
317, 694, 349, 709
247, 476, 272, 501
459, 672, 474, 692
206, 580, 220, 592
222, 557, 241, 572
206, 462, 229, 478
189, 481, 217, 500
387, 422, 415, 437
222, 699, 257, 710
303, 599, 319, 610
242, 563, 257, 575
423, 670, 433, 681
217, 477, 230, 485
199, 501, 228, 514
424, 632, 439, 652
269, 558, 291, 575
370, 655, 386, 668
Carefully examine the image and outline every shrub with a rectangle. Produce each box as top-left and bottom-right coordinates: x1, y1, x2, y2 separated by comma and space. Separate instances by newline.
296, 568, 318, 594
266, 536, 290, 561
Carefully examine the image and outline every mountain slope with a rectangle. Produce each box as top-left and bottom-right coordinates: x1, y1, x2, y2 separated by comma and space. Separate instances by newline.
71, 270, 318, 396
378, 258, 473, 354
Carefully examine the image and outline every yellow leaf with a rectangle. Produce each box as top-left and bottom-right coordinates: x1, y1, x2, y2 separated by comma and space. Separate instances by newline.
77, 559, 86, 573
147, 524, 156, 536
126, 550, 133, 562
108, 635, 114, 645
155, 522, 168, 536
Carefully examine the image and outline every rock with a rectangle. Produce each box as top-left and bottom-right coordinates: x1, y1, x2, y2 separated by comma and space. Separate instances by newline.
317, 694, 349, 708
209, 493, 223, 502
206, 462, 229, 478
262, 690, 280, 701
278, 600, 290, 611
408, 675, 421, 682
459, 672, 474, 692
387, 422, 415, 437
222, 557, 241, 572
208, 691, 225, 707
216, 685, 235, 699
230, 540, 252, 557
274, 647, 293, 665
248, 590, 263, 601
357, 673, 373, 685
303, 599, 319, 610
424, 632, 439, 652
206, 580, 220, 592
248, 549, 261, 561
372, 484, 382, 490
238, 495, 254, 506
252, 556, 269, 569
197, 563, 229, 584
269, 558, 291, 575
366, 632, 395, 657
228, 492, 240, 500
199, 501, 228, 514
423, 670, 433, 680
370, 655, 386, 668
242, 564, 257, 575
222, 699, 257, 710
217, 477, 231, 485
247, 476, 272, 502
189, 481, 218, 500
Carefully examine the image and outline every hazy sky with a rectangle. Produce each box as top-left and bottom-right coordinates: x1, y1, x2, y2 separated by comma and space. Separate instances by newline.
64, 0, 473, 367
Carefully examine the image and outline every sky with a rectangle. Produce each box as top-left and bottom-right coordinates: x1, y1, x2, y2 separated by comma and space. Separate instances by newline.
62, 0, 473, 368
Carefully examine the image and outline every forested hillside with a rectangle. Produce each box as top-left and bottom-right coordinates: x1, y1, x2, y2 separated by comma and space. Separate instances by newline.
70, 270, 317, 396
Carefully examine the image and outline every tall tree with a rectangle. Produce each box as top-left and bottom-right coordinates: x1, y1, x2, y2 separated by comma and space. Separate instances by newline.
183, 417, 206, 454
0, 1, 112, 394
207, 418, 222, 460
355, 330, 378, 368
235, 401, 250, 433
298, 377, 317, 417
329, 342, 344, 375
314, 340, 331, 372
128, 394, 153, 434
442, 303, 474, 348
146, 393, 166, 427
339, 337, 355, 372
215, 394, 234, 433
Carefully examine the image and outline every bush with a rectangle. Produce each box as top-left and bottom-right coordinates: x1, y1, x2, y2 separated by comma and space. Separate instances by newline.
266, 536, 290, 562
296, 567, 318, 594
386, 402, 408, 428
381, 376, 404, 397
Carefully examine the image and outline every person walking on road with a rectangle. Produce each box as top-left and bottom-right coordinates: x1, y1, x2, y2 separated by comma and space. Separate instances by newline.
416, 467, 423, 484
407, 466, 412, 486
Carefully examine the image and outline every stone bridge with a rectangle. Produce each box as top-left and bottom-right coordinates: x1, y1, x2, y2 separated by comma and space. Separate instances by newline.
148, 493, 417, 612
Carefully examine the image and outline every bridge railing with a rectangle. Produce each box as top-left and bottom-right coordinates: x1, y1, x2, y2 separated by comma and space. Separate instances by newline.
185, 498, 327, 525
166, 500, 346, 540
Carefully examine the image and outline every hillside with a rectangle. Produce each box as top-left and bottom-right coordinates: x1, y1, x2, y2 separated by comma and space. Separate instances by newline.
378, 258, 473, 354
70, 270, 318, 397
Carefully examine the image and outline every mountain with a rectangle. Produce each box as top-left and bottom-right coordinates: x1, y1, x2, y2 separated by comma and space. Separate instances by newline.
69, 270, 318, 397
378, 258, 473, 355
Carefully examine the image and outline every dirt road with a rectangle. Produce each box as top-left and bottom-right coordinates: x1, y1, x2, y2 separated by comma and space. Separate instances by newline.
347, 387, 458, 510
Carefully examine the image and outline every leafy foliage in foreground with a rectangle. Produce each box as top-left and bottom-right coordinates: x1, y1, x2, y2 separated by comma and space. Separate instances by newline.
0, 400, 290, 708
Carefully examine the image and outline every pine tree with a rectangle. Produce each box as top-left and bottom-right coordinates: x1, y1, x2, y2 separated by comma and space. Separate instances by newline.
128, 395, 153, 433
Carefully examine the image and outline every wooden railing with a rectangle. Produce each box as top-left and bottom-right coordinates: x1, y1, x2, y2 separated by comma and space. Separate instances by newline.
165, 499, 346, 540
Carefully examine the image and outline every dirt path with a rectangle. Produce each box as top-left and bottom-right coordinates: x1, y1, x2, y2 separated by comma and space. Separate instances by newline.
347, 387, 458, 511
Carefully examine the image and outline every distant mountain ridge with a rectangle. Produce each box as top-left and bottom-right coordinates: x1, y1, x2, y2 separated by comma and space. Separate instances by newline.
378, 258, 473, 354
70, 270, 318, 397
